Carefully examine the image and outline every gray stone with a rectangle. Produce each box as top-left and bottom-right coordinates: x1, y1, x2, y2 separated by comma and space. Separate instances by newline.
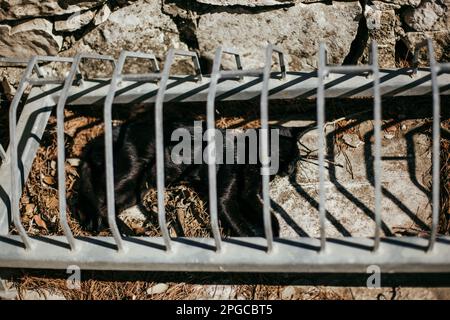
281, 286, 296, 299
342, 133, 363, 148
359, 7, 400, 67
374, 0, 421, 7
119, 205, 147, 225
54, 10, 95, 32
196, 0, 294, 5
403, 31, 450, 63
365, 4, 383, 31
0, 0, 104, 20
196, 2, 362, 71
1, 77, 16, 101
63, 0, 189, 74
20, 290, 66, 300
370, 10, 398, 68
204, 285, 235, 299
147, 283, 169, 295
66, 158, 81, 167
403, 0, 447, 31
0, 19, 63, 58
93, 4, 112, 26
0, 288, 18, 300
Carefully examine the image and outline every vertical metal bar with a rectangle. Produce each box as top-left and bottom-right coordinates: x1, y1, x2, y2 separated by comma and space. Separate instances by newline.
8, 57, 37, 250
206, 48, 225, 252
56, 53, 115, 251
155, 49, 202, 251
428, 38, 440, 252
260, 44, 286, 252
104, 50, 159, 252
317, 43, 327, 251
0, 144, 6, 162
260, 46, 274, 253
155, 50, 175, 252
371, 41, 382, 252
207, 47, 247, 251
55, 56, 79, 251
103, 53, 127, 253
277, 51, 287, 79
412, 46, 420, 76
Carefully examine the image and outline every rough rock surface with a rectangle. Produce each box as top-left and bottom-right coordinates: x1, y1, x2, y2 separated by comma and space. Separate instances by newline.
0, 0, 104, 20
360, 7, 399, 68
375, 0, 422, 8
0, 0, 449, 70
196, 0, 294, 5
270, 118, 433, 238
63, 1, 189, 72
403, 31, 450, 63
0, 19, 63, 57
403, 0, 447, 31
196, 2, 362, 70
93, 4, 112, 26
54, 10, 95, 32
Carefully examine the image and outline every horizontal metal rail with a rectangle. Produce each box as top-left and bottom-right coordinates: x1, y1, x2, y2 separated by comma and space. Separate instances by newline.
0, 236, 450, 272
28, 69, 449, 107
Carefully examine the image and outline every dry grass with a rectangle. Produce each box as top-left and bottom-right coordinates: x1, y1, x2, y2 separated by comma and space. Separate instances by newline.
7, 270, 349, 300
131, 185, 216, 237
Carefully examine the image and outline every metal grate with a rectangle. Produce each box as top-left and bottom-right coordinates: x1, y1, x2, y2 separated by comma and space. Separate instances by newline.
0, 39, 449, 272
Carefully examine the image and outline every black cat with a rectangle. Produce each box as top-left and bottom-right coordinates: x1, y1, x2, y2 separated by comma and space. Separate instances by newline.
76, 115, 300, 237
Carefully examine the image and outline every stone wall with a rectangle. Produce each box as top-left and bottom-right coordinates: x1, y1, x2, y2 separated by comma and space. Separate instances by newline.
0, 0, 448, 74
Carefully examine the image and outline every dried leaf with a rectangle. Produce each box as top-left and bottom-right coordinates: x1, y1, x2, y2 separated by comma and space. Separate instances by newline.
33, 215, 48, 231
66, 158, 81, 167
25, 204, 35, 215
42, 176, 55, 185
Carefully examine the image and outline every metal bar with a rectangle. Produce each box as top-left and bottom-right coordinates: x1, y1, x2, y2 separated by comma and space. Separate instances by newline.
42, 69, 450, 106
104, 50, 159, 253
206, 46, 248, 252
120, 73, 161, 82
219, 47, 243, 80
372, 41, 382, 252
155, 49, 203, 252
0, 58, 29, 65
26, 78, 66, 85
117, 51, 160, 82
317, 43, 327, 251
413, 46, 420, 75
170, 49, 203, 82
56, 53, 115, 252
207, 47, 240, 252
0, 236, 449, 272
260, 44, 288, 253
103, 52, 126, 253
219, 69, 263, 79
55, 57, 79, 252
118, 51, 160, 71
428, 38, 441, 252
326, 65, 373, 74
0, 145, 6, 162
8, 56, 38, 250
